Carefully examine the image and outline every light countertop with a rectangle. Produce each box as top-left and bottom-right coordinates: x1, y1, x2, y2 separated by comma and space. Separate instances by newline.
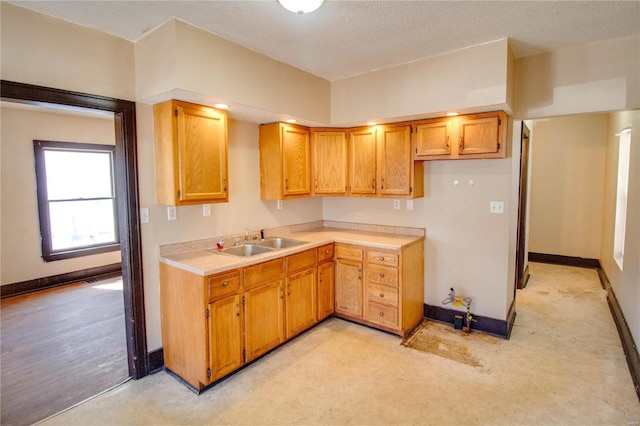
159, 224, 424, 276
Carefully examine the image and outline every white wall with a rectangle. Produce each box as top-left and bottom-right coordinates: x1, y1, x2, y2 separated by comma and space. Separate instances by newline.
600, 110, 640, 347
515, 35, 640, 120
528, 114, 608, 258
0, 105, 122, 285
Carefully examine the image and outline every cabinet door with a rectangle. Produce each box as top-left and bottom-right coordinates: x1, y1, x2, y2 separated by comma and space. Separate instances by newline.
379, 124, 412, 196
317, 261, 335, 321
282, 124, 311, 197
349, 128, 377, 195
312, 130, 348, 195
208, 294, 243, 381
176, 102, 228, 203
334, 258, 363, 317
458, 115, 500, 155
244, 280, 284, 362
285, 268, 317, 339
415, 120, 450, 157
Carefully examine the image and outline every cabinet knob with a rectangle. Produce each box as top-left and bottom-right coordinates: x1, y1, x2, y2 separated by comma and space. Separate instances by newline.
379, 273, 385, 278
379, 312, 384, 317
325, 249, 329, 254
379, 257, 384, 261
222, 280, 229, 286
379, 293, 384, 298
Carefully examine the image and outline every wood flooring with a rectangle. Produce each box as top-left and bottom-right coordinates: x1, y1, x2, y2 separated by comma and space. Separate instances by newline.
1, 276, 129, 426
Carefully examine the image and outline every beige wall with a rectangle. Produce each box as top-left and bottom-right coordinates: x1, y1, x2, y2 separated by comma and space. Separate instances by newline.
528, 114, 608, 258
0, 105, 122, 284
331, 39, 512, 126
600, 110, 640, 345
135, 104, 323, 349
136, 20, 331, 124
515, 35, 640, 120
0, 3, 135, 100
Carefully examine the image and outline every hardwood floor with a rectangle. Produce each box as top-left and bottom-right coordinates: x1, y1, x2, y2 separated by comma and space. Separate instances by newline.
1, 276, 129, 426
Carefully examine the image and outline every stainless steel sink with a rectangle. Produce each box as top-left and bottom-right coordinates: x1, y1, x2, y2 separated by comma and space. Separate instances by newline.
255, 237, 308, 249
215, 244, 275, 257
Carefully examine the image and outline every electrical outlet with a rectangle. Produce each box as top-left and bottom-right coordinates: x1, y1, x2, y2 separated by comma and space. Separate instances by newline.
393, 199, 400, 210
202, 204, 211, 217
140, 208, 149, 224
167, 206, 177, 221
489, 201, 504, 214
406, 200, 414, 210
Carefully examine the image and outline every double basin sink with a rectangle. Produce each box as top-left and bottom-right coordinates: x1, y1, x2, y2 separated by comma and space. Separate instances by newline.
212, 237, 308, 257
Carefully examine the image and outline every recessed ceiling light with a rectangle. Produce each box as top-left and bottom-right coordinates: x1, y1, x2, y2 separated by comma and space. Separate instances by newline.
367, 121, 376, 126
278, 0, 324, 15
446, 112, 459, 117
214, 103, 229, 109
286, 119, 297, 123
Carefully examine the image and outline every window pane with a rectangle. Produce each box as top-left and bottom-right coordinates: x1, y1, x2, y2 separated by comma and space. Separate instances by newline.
45, 150, 113, 200
49, 199, 117, 251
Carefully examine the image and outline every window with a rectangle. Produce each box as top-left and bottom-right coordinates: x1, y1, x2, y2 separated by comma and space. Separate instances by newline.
33, 140, 120, 261
613, 127, 631, 270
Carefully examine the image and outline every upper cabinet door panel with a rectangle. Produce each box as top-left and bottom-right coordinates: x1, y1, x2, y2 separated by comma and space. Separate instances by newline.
415, 120, 450, 157
379, 124, 411, 196
312, 130, 348, 195
349, 127, 377, 195
177, 104, 228, 202
282, 125, 311, 196
458, 115, 500, 155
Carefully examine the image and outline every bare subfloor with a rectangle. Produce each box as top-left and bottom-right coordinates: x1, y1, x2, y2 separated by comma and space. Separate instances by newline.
40, 263, 639, 425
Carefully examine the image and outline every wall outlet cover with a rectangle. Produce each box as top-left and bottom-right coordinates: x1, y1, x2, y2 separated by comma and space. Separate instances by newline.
167, 206, 177, 221
393, 199, 400, 210
140, 208, 149, 224
202, 204, 211, 217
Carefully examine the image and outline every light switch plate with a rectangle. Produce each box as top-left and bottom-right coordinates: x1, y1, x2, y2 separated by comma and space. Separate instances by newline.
490, 201, 504, 214
406, 200, 414, 210
167, 206, 177, 220
277, 200, 283, 210
140, 208, 149, 224
202, 204, 211, 217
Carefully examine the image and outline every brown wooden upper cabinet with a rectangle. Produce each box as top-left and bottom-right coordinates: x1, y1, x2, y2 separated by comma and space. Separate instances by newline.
260, 123, 311, 200
311, 129, 348, 196
414, 111, 507, 160
153, 100, 228, 205
378, 124, 421, 197
348, 126, 378, 196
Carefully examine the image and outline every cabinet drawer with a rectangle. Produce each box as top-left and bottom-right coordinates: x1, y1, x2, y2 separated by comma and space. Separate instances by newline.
367, 265, 398, 287
287, 249, 316, 273
367, 283, 398, 307
207, 270, 242, 302
367, 250, 399, 267
317, 244, 334, 263
244, 258, 285, 289
367, 301, 399, 329
335, 245, 363, 262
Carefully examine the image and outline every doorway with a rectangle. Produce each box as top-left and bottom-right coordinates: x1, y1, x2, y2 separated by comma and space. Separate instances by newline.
0, 81, 148, 377
515, 122, 531, 291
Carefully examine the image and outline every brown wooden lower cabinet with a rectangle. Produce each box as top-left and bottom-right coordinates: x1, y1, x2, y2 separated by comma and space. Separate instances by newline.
160, 239, 423, 392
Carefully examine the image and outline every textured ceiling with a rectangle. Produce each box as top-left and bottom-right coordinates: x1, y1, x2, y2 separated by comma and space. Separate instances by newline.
5, 0, 640, 81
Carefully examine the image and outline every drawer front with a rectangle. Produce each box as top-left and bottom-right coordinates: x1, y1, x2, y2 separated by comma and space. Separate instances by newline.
317, 244, 334, 263
335, 244, 363, 262
287, 249, 316, 273
367, 283, 398, 307
367, 265, 399, 287
367, 250, 399, 267
367, 301, 399, 329
244, 258, 285, 289
207, 270, 241, 302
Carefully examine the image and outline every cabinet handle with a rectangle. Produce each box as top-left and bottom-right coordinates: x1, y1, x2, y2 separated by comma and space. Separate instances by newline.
381, 178, 384, 190
371, 178, 375, 189
379, 273, 385, 278
379, 257, 384, 261
459, 136, 463, 150
285, 179, 289, 190
379, 293, 384, 298
446, 135, 450, 149
315, 178, 318, 190
222, 280, 229, 287
379, 312, 384, 317
223, 178, 227, 192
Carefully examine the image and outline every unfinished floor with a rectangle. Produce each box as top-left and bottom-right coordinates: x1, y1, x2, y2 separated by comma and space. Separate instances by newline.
39, 262, 639, 425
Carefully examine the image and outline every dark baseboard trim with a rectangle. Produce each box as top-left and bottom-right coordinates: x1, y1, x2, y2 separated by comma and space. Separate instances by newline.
1, 263, 122, 299
148, 348, 165, 374
424, 302, 516, 339
521, 264, 531, 289
528, 252, 600, 269
599, 270, 640, 401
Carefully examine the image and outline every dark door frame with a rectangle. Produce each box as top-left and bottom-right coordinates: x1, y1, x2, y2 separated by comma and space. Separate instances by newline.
515, 121, 531, 291
1, 80, 149, 379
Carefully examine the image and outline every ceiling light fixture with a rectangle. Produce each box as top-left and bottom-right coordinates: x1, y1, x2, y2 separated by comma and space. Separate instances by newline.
278, 0, 324, 15
286, 119, 297, 123
446, 112, 459, 116
214, 103, 229, 109
367, 121, 377, 126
